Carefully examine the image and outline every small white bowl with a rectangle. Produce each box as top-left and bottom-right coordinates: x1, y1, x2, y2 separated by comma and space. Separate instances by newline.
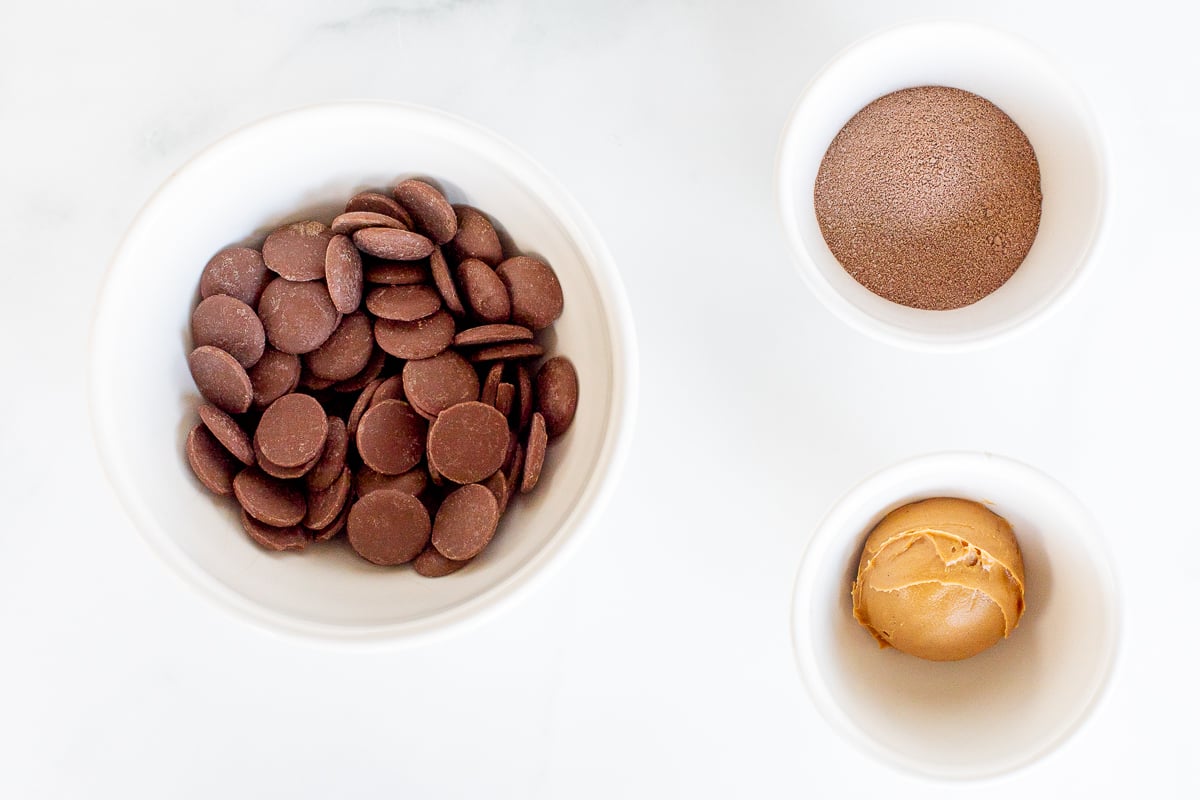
776, 21, 1108, 351
791, 452, 1120, 779
89, 102, 637, 645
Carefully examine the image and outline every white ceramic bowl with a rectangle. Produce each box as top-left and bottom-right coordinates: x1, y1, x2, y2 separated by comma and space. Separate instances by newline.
791, 452, 1120, 779
776, 21, 1108, 351
90, 102, 637, 645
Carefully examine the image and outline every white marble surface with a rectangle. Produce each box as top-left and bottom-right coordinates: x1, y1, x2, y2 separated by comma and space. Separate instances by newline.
2, 0, 1196, 796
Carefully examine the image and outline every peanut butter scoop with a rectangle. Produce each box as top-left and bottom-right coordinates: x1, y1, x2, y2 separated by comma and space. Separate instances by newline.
851, 497, 1025, 661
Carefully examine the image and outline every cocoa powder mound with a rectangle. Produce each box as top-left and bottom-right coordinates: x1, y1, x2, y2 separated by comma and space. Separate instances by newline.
814, 86, 1042, 310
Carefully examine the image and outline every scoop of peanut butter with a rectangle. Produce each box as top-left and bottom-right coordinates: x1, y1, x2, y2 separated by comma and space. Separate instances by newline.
851, 497, 1025, 661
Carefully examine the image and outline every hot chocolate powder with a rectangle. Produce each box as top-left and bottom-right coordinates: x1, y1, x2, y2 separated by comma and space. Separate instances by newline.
814, 86, 1042, 310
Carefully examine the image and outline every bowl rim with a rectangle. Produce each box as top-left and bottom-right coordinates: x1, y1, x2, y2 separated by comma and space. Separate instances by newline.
87, 100, 639, 648
789, 449, 1124, 779
773, 18, 1112, 353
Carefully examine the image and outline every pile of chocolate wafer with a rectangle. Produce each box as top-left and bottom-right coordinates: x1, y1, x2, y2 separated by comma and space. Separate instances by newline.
184, 179, 578, 575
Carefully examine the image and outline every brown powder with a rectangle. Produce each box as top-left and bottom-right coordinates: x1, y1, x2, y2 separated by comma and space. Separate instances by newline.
813, 86, 1042, 310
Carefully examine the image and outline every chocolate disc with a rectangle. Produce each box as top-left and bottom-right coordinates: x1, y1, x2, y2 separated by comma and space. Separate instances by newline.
503, 428, 519, 468
483, 470, 510, 515
255, 393, 329, 468
305, 416, 348, 491
413, 545, 470, 577
191, 294, 266, 368
496, 256, 563, 331
365, 285, 442, 321
535, 356, 578, 437
325, 234, 363, 314
363, 259, 429, 285
198, 404, 254, 465
515, 364, 534, 432
304, 466, 352, 530
456, 258, 511, 324
427, 401, 509, 484
521, 412, 548, 494
345, 191, 413, 227
480, 362, 504, 407
304, 312, 374, 381
240, 510, 311, 551
354, 466, 429, 498
373, 311, 455, 360
263, 221, 333, 281
255, 438, 322, 479
425, 426, 445, 487
453, 324, 533, 348
450, 205, 503, 266
331, 211, 406, 235
393, 179, 457, 244
432, 483, 500, 561
188, 345, 253, 415
313, 504, 350, 542
233, 467, 307, 527
330, 347, 385, 393
352, 228, 434, 261
200, 246, 270, 307
346, 490, 430, 566
299, 369, 334, 391
371, 374, 406, 406
346, 377, 384, 438
355, 399, 426, 475
466, 342, 544, 363
248, 347, 301, 408
494, 382, 515, 418
402, 351, 480, 418
505, 441, 525, 494
186, 424, 238, 496
429, 246, 465, 317
257, 277, 341, 355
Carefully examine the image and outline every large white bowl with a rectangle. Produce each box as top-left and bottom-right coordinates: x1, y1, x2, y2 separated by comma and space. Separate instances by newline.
776, 21, 1108, 351
791, 452, 1121, 779
90, 102, 637, 644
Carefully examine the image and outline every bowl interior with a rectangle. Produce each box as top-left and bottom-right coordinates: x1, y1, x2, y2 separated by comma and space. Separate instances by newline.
777, 22, 1106, 349
792, 452, 1120, 779
90, 104, 632, 641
